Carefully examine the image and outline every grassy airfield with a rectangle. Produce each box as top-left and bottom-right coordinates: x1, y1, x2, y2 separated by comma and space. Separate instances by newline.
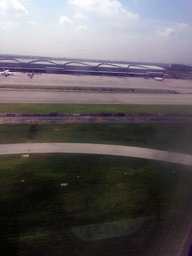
0, 122, 191, 153
0, 102, 192, 254
0, 153, 182, 255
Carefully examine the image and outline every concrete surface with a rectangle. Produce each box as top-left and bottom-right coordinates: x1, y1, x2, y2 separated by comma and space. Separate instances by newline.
0, 143, 192, 166
0, 90, 192, 104
1, 73, 192, 93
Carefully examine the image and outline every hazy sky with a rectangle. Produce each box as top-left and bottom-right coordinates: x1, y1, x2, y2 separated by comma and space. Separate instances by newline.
0, 0, 191, 64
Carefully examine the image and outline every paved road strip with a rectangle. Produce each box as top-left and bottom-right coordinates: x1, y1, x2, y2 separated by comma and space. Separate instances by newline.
1, 90, 192, 104
0, 143, 192, 166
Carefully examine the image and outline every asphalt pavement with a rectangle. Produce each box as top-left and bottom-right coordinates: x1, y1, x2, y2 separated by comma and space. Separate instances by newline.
0, 90, 192, 104
1, 74, 192, 93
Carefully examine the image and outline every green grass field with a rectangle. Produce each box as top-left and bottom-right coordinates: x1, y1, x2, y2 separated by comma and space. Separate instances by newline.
0, 123, 191, 153
0, 154, 181, 255
0, 102, 191, 254
0, 103, 192, 114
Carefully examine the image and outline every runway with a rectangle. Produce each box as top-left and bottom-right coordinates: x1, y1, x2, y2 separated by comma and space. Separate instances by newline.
1, 73, 192, 93
0, 73, 192, 105
0, 89, 192, 104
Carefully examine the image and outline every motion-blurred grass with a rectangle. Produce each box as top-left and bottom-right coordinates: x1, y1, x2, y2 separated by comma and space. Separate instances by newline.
0, 103, 192, 114
0, 154, 179, 249
0, 123, 191, 153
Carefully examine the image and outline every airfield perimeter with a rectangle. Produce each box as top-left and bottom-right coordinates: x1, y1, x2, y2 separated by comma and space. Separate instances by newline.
1, 73, 192, 256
